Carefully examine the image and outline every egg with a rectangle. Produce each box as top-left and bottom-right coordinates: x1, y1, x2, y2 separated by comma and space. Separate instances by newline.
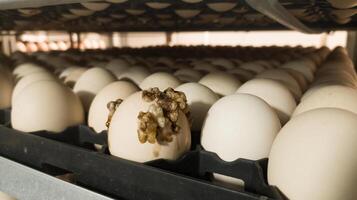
256, 69, 302, 100
63, 68, 87, 88
174, 68, 202, 82
0, 69, 14, 109
237, 79, 296, 124
202, 93, 281, 160
193, 62, 221, 74
327, 0, 357, 9
282, 68, 308, 91
12, 72, 55, 104
210, 58, 235, 70
139, 72, 181, 90
108, 89, 191, 162
13, 63, 47, 80
280, 61, 314, 82
293, 85, 357, 116
268, 108, 357, 200
227, 68, 255, 82
58, 67, 80, 81
239, 62, 265, 74
81, 2, 110, 11
12, 81, 84, 133
199, 72, 241, 96
207, 2, 237, 12
175, 83, 219, 131
175, 9, 201, 18
88, 81, 139, 133
118, 66, 150, 86
105, 58, 130, 78
73, 68, 116, 111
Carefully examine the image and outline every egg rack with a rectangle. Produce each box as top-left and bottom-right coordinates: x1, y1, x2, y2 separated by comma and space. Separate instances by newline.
0, 109, 284, 200
0, 0, 356, 32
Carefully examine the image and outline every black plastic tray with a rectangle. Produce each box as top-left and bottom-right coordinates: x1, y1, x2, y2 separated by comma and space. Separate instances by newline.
0, 109, 284, 200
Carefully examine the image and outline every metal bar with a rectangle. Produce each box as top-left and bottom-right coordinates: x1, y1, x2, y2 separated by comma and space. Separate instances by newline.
346, 31, 357, 65
0, 0, 97, 10
0, 156, 113, 200
245, 0, 320, 34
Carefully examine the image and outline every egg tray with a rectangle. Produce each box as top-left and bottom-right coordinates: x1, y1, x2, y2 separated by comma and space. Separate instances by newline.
0, 110, 284, 200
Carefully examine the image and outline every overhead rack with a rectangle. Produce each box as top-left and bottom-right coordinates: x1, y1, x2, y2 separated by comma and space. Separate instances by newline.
0, 0, 356, 33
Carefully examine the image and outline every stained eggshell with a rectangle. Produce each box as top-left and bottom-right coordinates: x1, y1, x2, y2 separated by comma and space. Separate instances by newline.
237, 78, 296, 124
73, 68, 116, 111
293, 85, 357, 116
12, 81, 84, 133
139, 72, 181, 90
268, 108, 357, 200
199, 72, 241, 96
201, 93, 281, 161
108, 92, 191, 162
175, 83, 219, 131
88, 81, 139, 133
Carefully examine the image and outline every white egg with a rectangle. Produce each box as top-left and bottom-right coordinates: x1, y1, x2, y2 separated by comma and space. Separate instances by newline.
201, 93, 281, 161
0, 68, 14, 109
73, 68, 116, 111
118, 66, 150, 86
239, 62, 266, 74
327, 0, 357, 9
59, 67, 80, 80
13, 63, 47, 80
105, 58, 130, 78
63, 68, 87, 88
108, 91, 191, 162
282, 68, 308, 91
139, 72, 181, 90
227, 68, 255, 82
146, 2, 171, 9
207, 2, 237, 12
12, 72, 55, 104
256, 69, 302, 100
174, 68, 202, 82
175, 9, 201, 18
268, 108, 357, 200
199, 72, 241, 96
69, 9, 95, 16
280, 61, 314, 82
237, 78, 296, 124
81, 2, 110, 11
175, 83, 219, 131
88, 81, 139, 133
210, 58, 235, 70
12, 81, 84, 133
293, 85, 357, 116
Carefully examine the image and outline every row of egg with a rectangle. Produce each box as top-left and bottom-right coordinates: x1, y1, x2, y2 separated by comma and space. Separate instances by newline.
1, 46, 356, 200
